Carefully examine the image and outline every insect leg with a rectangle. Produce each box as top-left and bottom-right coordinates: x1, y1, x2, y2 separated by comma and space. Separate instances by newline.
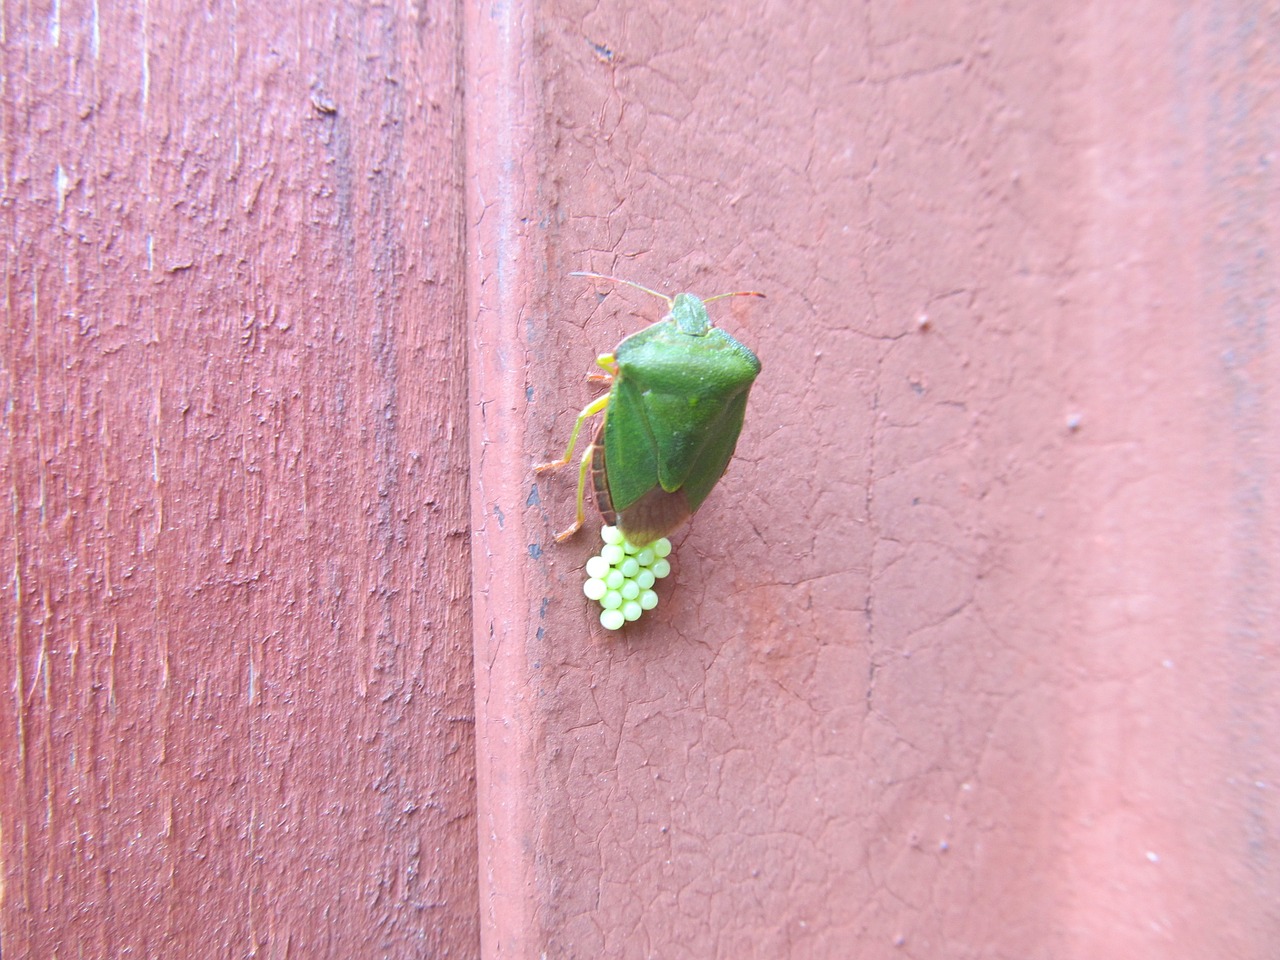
534, 393, 609, 473
554, 431, 599, 542
585, 353, 618, 385
536, 355, 620, 541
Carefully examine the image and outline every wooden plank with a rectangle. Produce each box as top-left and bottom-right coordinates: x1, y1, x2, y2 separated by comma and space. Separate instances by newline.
1, 1, 477, 956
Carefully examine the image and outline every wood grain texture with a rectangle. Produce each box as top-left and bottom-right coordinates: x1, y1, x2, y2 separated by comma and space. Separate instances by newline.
1, 1, 477, 956
488, 1, 1279, 958
5, 0, 1278, 957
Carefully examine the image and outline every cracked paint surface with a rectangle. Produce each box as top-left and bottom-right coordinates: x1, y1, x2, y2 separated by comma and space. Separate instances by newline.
7, 0, 1275, 957
474, 1, 1279, 958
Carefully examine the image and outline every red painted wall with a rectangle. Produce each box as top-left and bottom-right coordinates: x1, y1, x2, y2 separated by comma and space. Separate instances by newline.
471, 2, 1278, 959
5, 1, 1278, 958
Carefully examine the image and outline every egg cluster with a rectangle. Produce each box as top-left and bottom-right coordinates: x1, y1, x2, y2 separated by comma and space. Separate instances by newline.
583, 526, 673, 630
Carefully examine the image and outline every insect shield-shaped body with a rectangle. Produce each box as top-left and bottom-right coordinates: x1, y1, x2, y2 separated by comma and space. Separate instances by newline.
597, 289, 763, 545
537, 273, 763, 547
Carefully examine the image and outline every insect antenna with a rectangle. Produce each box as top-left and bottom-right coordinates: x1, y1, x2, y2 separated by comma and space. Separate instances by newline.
703, 290, 767, 303
570, 272, 673, 306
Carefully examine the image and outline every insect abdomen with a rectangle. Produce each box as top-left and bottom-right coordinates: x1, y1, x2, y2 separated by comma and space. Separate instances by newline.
591, 422, 617, 526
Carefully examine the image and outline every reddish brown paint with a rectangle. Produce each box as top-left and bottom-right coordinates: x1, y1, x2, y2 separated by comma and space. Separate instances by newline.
5, 1, 1279, 959
2, 1, 477, 957
472, 1, 1279, 959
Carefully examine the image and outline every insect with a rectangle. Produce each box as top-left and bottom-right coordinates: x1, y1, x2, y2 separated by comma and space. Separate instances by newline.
536, 272, 763, 547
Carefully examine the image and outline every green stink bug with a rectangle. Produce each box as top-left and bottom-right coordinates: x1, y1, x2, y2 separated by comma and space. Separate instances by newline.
536, 272, 763, 547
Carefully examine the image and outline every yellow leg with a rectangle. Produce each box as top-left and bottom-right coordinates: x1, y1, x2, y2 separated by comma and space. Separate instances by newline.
535, 355, 618, 540
536, 392, 610, 541
535, 355, 615, 470
534, 393, 609, 473
588, 355, 617, 381
556, 438, 598, 542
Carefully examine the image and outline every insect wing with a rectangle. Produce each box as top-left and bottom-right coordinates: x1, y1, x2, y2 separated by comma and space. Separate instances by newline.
672, 384, 753, 512
605, 324, 760, 515
598, 374, 661, 511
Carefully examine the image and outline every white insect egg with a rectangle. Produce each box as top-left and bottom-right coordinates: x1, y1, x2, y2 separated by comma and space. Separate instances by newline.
582, 531, 675, 629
